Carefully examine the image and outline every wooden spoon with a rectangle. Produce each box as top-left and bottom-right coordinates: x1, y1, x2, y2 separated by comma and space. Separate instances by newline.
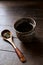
1, 29, 26, 63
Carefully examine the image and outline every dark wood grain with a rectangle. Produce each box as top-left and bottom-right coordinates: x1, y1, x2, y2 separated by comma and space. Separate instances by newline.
0, 1, 43, 65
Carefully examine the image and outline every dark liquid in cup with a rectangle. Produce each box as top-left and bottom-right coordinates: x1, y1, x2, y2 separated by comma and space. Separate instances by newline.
16, 21, 33, 32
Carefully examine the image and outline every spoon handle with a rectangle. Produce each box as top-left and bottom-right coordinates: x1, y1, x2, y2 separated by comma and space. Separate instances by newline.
9, 39, 26, 63
15, 47, 26, 63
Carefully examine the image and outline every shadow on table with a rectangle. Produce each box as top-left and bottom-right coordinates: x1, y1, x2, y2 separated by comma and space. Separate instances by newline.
22, 37, 43, 56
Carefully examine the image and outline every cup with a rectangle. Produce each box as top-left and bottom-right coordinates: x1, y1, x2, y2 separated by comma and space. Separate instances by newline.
14, 17, 36, 43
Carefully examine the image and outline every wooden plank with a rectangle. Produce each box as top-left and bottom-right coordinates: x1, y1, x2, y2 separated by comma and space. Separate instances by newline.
0, 2, 43, 65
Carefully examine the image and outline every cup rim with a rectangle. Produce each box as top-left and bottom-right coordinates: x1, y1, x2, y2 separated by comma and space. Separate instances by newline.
14, 17, 36, 34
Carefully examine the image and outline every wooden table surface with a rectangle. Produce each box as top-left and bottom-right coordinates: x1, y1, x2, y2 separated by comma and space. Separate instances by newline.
0, 1, 43, 65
